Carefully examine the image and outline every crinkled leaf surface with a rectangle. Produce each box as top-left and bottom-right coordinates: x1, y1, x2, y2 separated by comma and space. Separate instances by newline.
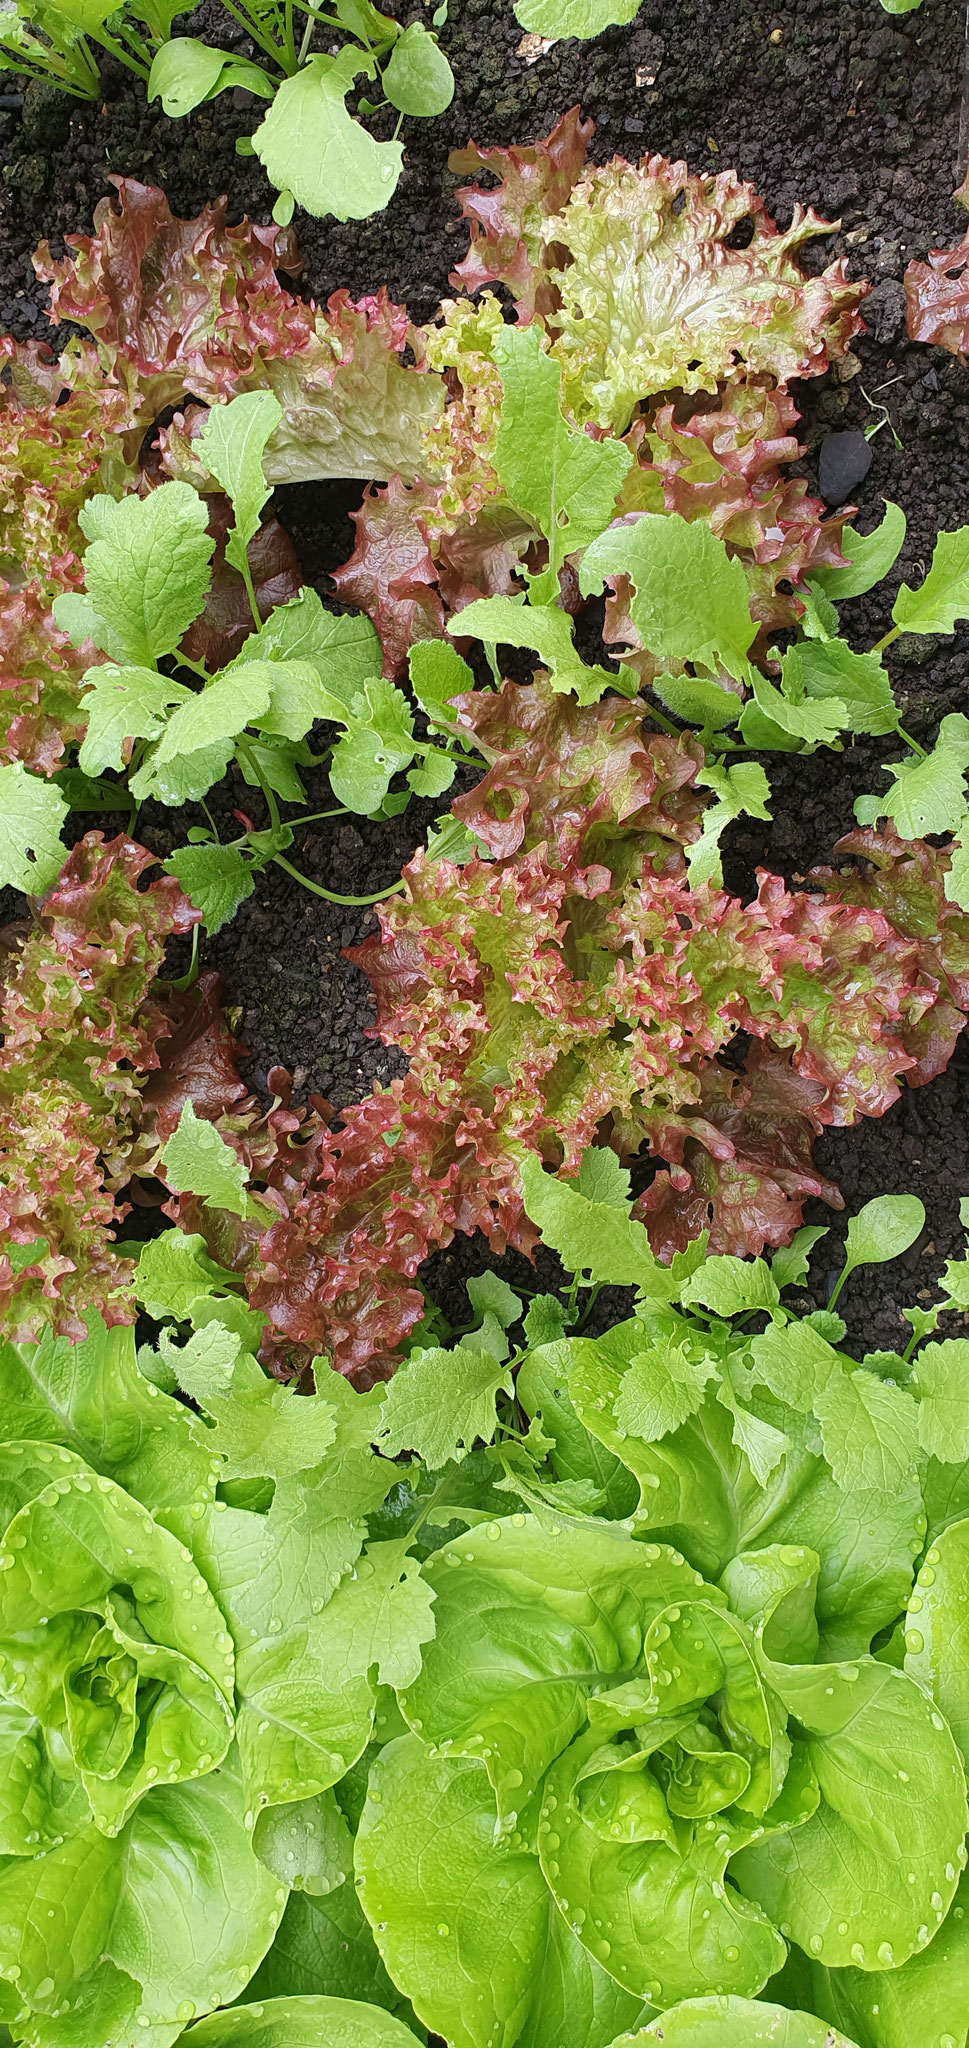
77, 484, 213, 668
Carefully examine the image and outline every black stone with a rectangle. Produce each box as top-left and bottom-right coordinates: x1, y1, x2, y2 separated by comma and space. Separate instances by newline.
818, 428, 874, 506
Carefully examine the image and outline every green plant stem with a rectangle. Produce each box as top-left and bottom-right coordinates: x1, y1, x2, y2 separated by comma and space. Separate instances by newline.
215, 0, 289, 68
235, 737, 282, 835
288, 806, 349, 826
239, 557, 263, 634
167, 923, 201, 993
270, 852, 406, 905
89, 24, 152, 77
826, 1262, 852, 1312
897, 725, 928, 760
871, 624, 901, 656
644, 700, 682, 739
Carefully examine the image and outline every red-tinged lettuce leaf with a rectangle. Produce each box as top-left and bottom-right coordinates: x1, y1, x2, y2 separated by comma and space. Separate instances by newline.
330, 477, 448, 677
35, 177, 310, 423
245, 1078, 530, 1384
0, 833, 198, 1338
0, 336, 134, 596
627, 388, 853, 639
449, 675, 705, 866
179, 498, 303, 671
447, 117, 867, 433
815, 825, 969, 1083
904, 175, 969, 356
137, 969, 252, 1148
160, 288, 446, 492
544, 157, 867, 432
233, 837, 958, 1376
449, 104, 595, 318
0, 585, 105, 774
635, 1047, 843, 1260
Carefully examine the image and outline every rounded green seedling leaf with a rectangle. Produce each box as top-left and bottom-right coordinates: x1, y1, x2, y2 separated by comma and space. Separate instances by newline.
843, 1194, 925, 1273
149, 37, 273, 117
608, 1995, 860, 2045
382, 22, 454, 115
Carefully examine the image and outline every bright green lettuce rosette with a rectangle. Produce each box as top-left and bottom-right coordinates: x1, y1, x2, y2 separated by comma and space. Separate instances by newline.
0, 1312, 412, 2047
354, 1514, 968, 2046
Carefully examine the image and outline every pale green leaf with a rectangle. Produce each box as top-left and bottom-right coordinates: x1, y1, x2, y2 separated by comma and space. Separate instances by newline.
252, 54, 404, 222
855, 715, 969, 837
451, 595, 622, 705
581, 512, 756, 685
157, 1320, 242, 1404
409, 639, 475, 729
252, 1788, 354, 1897
680, 1255, 780, 1317
164, 842, 255, 935
630, 1996, 860, 2045
161, 1100, 250, 1218
911, 1339, 969, 1463
893, 525, 969, 636
779, 639, 898, 737
687, 761, 771, 887
492, 324, 632, 605
613, 1338, 718, 1440
514, 0, 642, 31
944, 831, 969, 911
134, 1230, 241, 1321
314, 1538, 437, 1690
652, 669, 743, 731
843, 1193, 925, 1273
153, 659, 273, 763
198, 391, 284, 578
78, 663, 189, 775
374, 1347, 513, 1468
78, 482, 213, 667
520, 1151, 671, 1297
382, 21, 454, 115
148, 36, 274, 116
0, 764, 68, 893
811, 500, 907, 601
201, 1364, 338, 1480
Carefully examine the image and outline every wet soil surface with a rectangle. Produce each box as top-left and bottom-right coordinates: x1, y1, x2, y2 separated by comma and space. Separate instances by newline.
2, 0, 969, 1351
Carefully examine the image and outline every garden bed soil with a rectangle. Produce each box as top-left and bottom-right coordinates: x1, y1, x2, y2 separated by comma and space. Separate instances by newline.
2, 0, 969, 1353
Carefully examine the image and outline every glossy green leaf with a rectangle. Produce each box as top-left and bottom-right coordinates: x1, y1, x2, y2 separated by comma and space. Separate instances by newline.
733, 1656, 968, 1968
398, 1515, 707, 1826
620, 1997, 860, 2045
187, 1997, 425, 2045
356, 1735, 548, 2048
807, 1867, 969, 2048
904, 1516, 969, 1766
252, 1788, 354, 1896
0, 1769, 284, 2038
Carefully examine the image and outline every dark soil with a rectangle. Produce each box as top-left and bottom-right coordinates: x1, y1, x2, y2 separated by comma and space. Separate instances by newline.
3, 0, 969, 1353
